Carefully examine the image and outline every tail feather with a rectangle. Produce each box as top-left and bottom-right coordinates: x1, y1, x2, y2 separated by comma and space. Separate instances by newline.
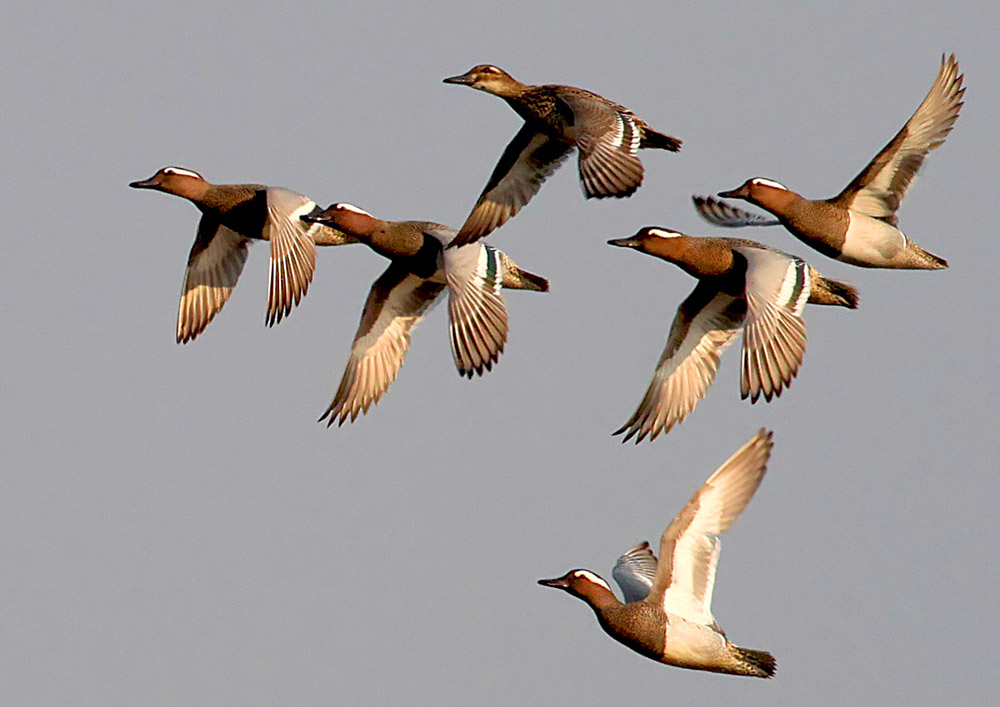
640, 126, 682, 152
910, 242, 948, 270
817, 276, 860, 309
500, 256, 549, 292
733, 646, 777, 678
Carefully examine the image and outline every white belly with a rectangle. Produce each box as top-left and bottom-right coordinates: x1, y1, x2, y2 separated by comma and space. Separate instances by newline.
840, 211, 908, 267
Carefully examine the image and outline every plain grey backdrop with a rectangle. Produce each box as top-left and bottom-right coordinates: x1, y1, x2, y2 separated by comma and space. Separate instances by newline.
3, 2, 998, 705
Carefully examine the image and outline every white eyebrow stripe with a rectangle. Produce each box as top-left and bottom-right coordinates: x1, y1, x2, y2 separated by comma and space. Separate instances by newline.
163, 167, 202, 179
575, 570, 613, 592
647, 228, 683, 239
334, 203, 372, 217
751, 178, 788, 190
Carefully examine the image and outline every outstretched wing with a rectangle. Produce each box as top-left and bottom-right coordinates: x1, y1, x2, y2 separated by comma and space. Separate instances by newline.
645, 429, 773, 628
265, 188, 319, 326
735, 247, 810, 403
615, 282, 746, 443
831, 54, 964, 225
176, 217, 251, 344
556, 93, 645, 199
441, 241, 509, 377
320, 264, 444, 426
452, 124, 573, 246
692, 195, 781, 228
612, 541, 659, 603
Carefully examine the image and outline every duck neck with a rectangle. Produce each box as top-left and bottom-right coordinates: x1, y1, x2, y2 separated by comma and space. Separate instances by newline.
748, 186, 800, 217
574, 582, 622, 613
643, 237, 735, 280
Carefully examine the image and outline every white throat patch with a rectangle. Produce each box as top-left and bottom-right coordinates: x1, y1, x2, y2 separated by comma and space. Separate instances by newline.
751, 178, 788, 190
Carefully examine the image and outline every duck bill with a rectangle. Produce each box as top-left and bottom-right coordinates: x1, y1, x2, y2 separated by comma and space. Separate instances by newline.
607, 237, 641, 248
717, 184, 749, 199
443, 72, 474, 85
128, 177, 160, 189
537, 576, 570, 589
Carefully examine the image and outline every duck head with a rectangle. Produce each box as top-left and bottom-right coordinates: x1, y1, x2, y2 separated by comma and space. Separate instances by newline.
608, 227, 690, 261
129, 166, 208, 197
302, 203, 379, 238
443, 64, 522, 96
538, 569, 619, 608
718, 178, 791, 207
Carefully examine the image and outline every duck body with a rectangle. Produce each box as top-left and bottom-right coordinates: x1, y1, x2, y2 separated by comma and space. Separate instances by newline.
444, 64, 681, 245
697, 55, 963, 270
715, 180, 947, 269
130, 166, 353, 342
608, 228, 857, 442
302, 204, 548, 424
539, 430, 777, 677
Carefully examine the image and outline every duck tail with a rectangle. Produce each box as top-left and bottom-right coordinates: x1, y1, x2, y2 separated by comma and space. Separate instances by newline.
499, 255, 549, 292
732, 646, 777, 678
639, 126, 682, 152
810, 275, 860, 309
909, 242, 949, 270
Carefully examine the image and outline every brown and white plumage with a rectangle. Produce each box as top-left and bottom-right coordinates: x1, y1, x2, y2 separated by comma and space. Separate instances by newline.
302, 204, 548, 424
321, 266, 444, 426
130, 167, 351, 343
444, 64, 681, 246
646, 430, 772, 628
614, 283, 745, 443
538, 430, 776, 677
609, 228, 857, 442
831, 53, 964, 224
696, 55, 963, 269
176, 223, 250, 343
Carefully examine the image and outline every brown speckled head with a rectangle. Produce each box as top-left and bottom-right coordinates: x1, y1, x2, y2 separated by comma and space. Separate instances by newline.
443, 64, 522, 97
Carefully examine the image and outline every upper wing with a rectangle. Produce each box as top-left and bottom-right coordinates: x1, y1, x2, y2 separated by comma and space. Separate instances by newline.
831, 54, 964, 225
612, 541, 659, 603
442, 242, 509, 377
645, 429, 773, 627
452, 124, 573, 247
614, 282, 746, 443
176, 218, 251, 344
320, 264, 445, 426
692, 195, 781, 228
735, 247, 810, 403
265, 187, 319, 326
557, 93, 645, 199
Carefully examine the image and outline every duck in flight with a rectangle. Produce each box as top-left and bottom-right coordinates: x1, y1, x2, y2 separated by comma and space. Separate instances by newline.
129, 167, 354, 343
693, 54, 963, 270
608, 228, 858, 443
539, 429, 777, 677
302, 204, 548, 425
444, 64, 681, 246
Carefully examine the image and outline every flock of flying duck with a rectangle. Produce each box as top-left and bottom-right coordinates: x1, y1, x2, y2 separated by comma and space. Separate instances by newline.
131, 55, 963, 677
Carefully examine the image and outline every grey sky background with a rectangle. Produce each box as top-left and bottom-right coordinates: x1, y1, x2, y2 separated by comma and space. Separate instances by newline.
3, 2, 998, 705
